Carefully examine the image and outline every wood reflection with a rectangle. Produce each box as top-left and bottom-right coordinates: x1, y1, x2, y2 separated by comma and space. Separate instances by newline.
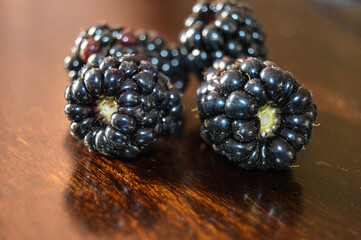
65, 134, 302, 238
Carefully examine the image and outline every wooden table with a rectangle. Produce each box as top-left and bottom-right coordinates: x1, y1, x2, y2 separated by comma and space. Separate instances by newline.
0, 0, 360, 239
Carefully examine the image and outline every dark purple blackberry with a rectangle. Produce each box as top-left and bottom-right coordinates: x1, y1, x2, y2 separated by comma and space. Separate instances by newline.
64, 55, 184, 158
179, 0, 267, 79
64, 24, 188, 91
204, 56, 236, 82
196, 57, 317, 170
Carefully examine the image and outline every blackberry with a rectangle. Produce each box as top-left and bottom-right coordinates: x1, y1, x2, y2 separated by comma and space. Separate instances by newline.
64, 24, 188, 91
196, 57, 317, 169
64, 55, 184, 158
179, 0, 267, 79
204, 56, 236, 82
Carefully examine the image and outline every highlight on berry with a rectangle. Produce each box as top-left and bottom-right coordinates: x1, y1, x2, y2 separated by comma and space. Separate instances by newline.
179, 0, 267, 79
64, 55, 184, 158
196, 57, 317, 170
64, 24, 189, 91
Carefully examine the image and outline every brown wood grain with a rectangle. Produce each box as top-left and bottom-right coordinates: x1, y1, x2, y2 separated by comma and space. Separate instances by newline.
0, 0, 360, 239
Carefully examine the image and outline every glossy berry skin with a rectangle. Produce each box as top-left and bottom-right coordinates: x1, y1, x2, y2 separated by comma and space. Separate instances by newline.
65, 24, 188, 91
64, 55, 184, 158
179, 0, 267, 79
196, 57, 317, 170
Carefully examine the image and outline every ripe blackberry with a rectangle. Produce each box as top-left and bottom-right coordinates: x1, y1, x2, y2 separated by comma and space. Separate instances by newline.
179, 0, 267, 79
204, 56, 236, 82
64, 55, 184, 158
196, 57, 317, 169
64, 24, 188, 91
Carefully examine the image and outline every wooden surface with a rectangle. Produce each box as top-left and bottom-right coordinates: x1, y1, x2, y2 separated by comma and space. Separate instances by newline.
0, 0, 360, 239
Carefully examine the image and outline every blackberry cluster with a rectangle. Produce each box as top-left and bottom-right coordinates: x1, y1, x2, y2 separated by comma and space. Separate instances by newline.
179, 0, 267, 79
196, 57, 317, 169
63, 1, 317, 167
64, 55, 183, 158
64, 24, 188, 91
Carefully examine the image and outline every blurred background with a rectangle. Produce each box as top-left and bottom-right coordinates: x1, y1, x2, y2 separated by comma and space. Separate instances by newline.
0, 0, 360, 121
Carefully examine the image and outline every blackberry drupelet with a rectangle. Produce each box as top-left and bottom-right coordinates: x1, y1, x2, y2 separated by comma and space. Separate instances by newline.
196, 57, 317, 169
64, 55, 184, 158
64, 24, 188, 91
205, 56, 236, 82
179, 0, 267, 79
